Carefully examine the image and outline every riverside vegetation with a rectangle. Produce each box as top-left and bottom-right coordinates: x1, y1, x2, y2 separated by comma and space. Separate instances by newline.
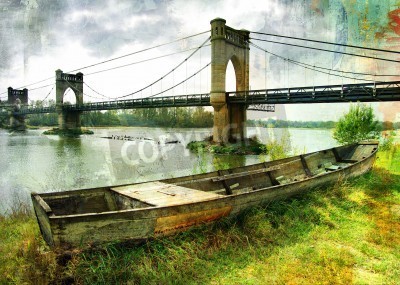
0, 139, 399, 284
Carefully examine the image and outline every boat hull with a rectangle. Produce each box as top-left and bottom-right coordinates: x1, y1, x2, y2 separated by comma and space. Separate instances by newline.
31, 142, 378, 248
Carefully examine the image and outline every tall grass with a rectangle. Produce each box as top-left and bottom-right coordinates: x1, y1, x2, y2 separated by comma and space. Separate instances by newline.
0, 144, 399, 284
376, 143, 399, 174
0, 200, 59, 284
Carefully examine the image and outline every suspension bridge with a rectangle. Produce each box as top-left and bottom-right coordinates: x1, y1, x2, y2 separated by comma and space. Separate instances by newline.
1, 18, 400, 142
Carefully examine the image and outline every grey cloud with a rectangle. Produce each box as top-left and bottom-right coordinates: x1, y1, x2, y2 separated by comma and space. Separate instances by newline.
0, 1, 25, 75
0, 0, 180, 75
0, 0, 67, 75
40, 0, 180, 57
69, 3, 180, 57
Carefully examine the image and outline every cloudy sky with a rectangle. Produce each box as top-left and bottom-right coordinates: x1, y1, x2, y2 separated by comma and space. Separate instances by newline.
0, 0, 399, 121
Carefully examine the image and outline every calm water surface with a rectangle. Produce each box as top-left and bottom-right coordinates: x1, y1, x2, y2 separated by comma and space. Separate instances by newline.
0, 127, 337, 213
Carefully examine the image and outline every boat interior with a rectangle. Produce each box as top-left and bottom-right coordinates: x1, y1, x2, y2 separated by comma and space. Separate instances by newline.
33, 143, 378, 216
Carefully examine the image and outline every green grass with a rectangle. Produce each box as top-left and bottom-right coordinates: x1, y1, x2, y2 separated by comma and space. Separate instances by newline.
1, 144, 399, 284
376, 144, 400, 174
0, 205, 58, 284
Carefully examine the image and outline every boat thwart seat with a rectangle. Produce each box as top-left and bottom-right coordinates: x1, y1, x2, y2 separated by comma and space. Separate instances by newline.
211, 165, 281, 182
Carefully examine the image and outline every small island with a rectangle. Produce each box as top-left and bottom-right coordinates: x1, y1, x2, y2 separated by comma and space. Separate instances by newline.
42, 128, 94, 137
187, 136, 265, 155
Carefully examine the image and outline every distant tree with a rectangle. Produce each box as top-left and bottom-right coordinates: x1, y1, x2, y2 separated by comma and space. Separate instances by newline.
333, 103, 379, 145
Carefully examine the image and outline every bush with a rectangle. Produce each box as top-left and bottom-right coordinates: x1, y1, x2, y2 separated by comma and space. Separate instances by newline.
261, 130, 293, 160
333, 103, 379, 145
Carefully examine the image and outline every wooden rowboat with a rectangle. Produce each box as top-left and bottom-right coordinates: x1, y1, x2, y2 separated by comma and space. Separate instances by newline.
31, 141, 378, 248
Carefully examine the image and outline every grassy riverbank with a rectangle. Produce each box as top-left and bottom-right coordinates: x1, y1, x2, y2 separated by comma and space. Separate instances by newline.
1, 145, 399, 284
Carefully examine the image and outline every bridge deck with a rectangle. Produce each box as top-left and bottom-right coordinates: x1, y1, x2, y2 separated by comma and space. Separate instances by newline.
4, 81, 400, 115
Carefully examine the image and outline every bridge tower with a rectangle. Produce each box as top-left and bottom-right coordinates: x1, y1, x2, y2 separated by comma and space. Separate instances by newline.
8, 87, 28, 130
55, 69, 83, 131
210, 18, 250, 143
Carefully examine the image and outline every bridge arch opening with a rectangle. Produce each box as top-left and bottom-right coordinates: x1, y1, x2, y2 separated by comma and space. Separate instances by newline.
63, 88, 77, 105
225, 60, 236, 92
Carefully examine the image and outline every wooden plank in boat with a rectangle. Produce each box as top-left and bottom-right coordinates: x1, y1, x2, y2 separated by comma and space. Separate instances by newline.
211, 165, 281, 182
344, 145, 377, 161
111, 182, 223, 207
325, 165, 341, 171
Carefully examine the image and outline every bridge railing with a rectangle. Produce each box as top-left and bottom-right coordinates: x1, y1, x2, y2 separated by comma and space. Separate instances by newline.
227, 81, 400, 104
60, 93, 211, 111
11, 93, 211, 114
0, 103, 33, 115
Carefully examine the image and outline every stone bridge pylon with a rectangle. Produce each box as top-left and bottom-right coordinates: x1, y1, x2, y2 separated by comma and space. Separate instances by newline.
55, 69, 83, 131
210, 18, 250, 143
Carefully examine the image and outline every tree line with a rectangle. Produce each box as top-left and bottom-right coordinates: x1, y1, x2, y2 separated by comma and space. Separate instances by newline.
248, 118, 399, 130
247, 119, 336, 129
26, 100, 214, 128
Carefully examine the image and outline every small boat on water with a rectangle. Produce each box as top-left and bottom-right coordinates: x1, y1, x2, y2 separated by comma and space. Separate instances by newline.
31, 141, 378, 248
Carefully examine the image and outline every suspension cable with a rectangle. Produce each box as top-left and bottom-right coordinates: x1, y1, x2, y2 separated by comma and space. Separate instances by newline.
83, 82, 112, 99
250, 43, 377, 83
82, 91, 108, 101
250, 42, 398, 80
301, 60, 397, 77
250, 31, 400, 55
38, 85, 55, 103
144, 62, 211, 98
30, 83, 55, 91
250, 37, 400, 64
85, 44, 211, 76
113, 37, 211, 100
67, 31, 210, 73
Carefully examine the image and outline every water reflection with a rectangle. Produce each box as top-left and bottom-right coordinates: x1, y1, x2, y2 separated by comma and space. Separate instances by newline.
54, 138, 87, 189
56, 137, 82, 157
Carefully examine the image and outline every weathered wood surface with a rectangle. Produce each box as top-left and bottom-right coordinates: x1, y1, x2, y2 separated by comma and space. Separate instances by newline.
31, 193, 55, 246
211, 165, 281, 182
111, 182, 222, 207
31, 142, 378, 248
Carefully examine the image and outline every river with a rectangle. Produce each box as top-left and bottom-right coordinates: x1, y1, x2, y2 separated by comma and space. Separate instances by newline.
0, 127, 337, 214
